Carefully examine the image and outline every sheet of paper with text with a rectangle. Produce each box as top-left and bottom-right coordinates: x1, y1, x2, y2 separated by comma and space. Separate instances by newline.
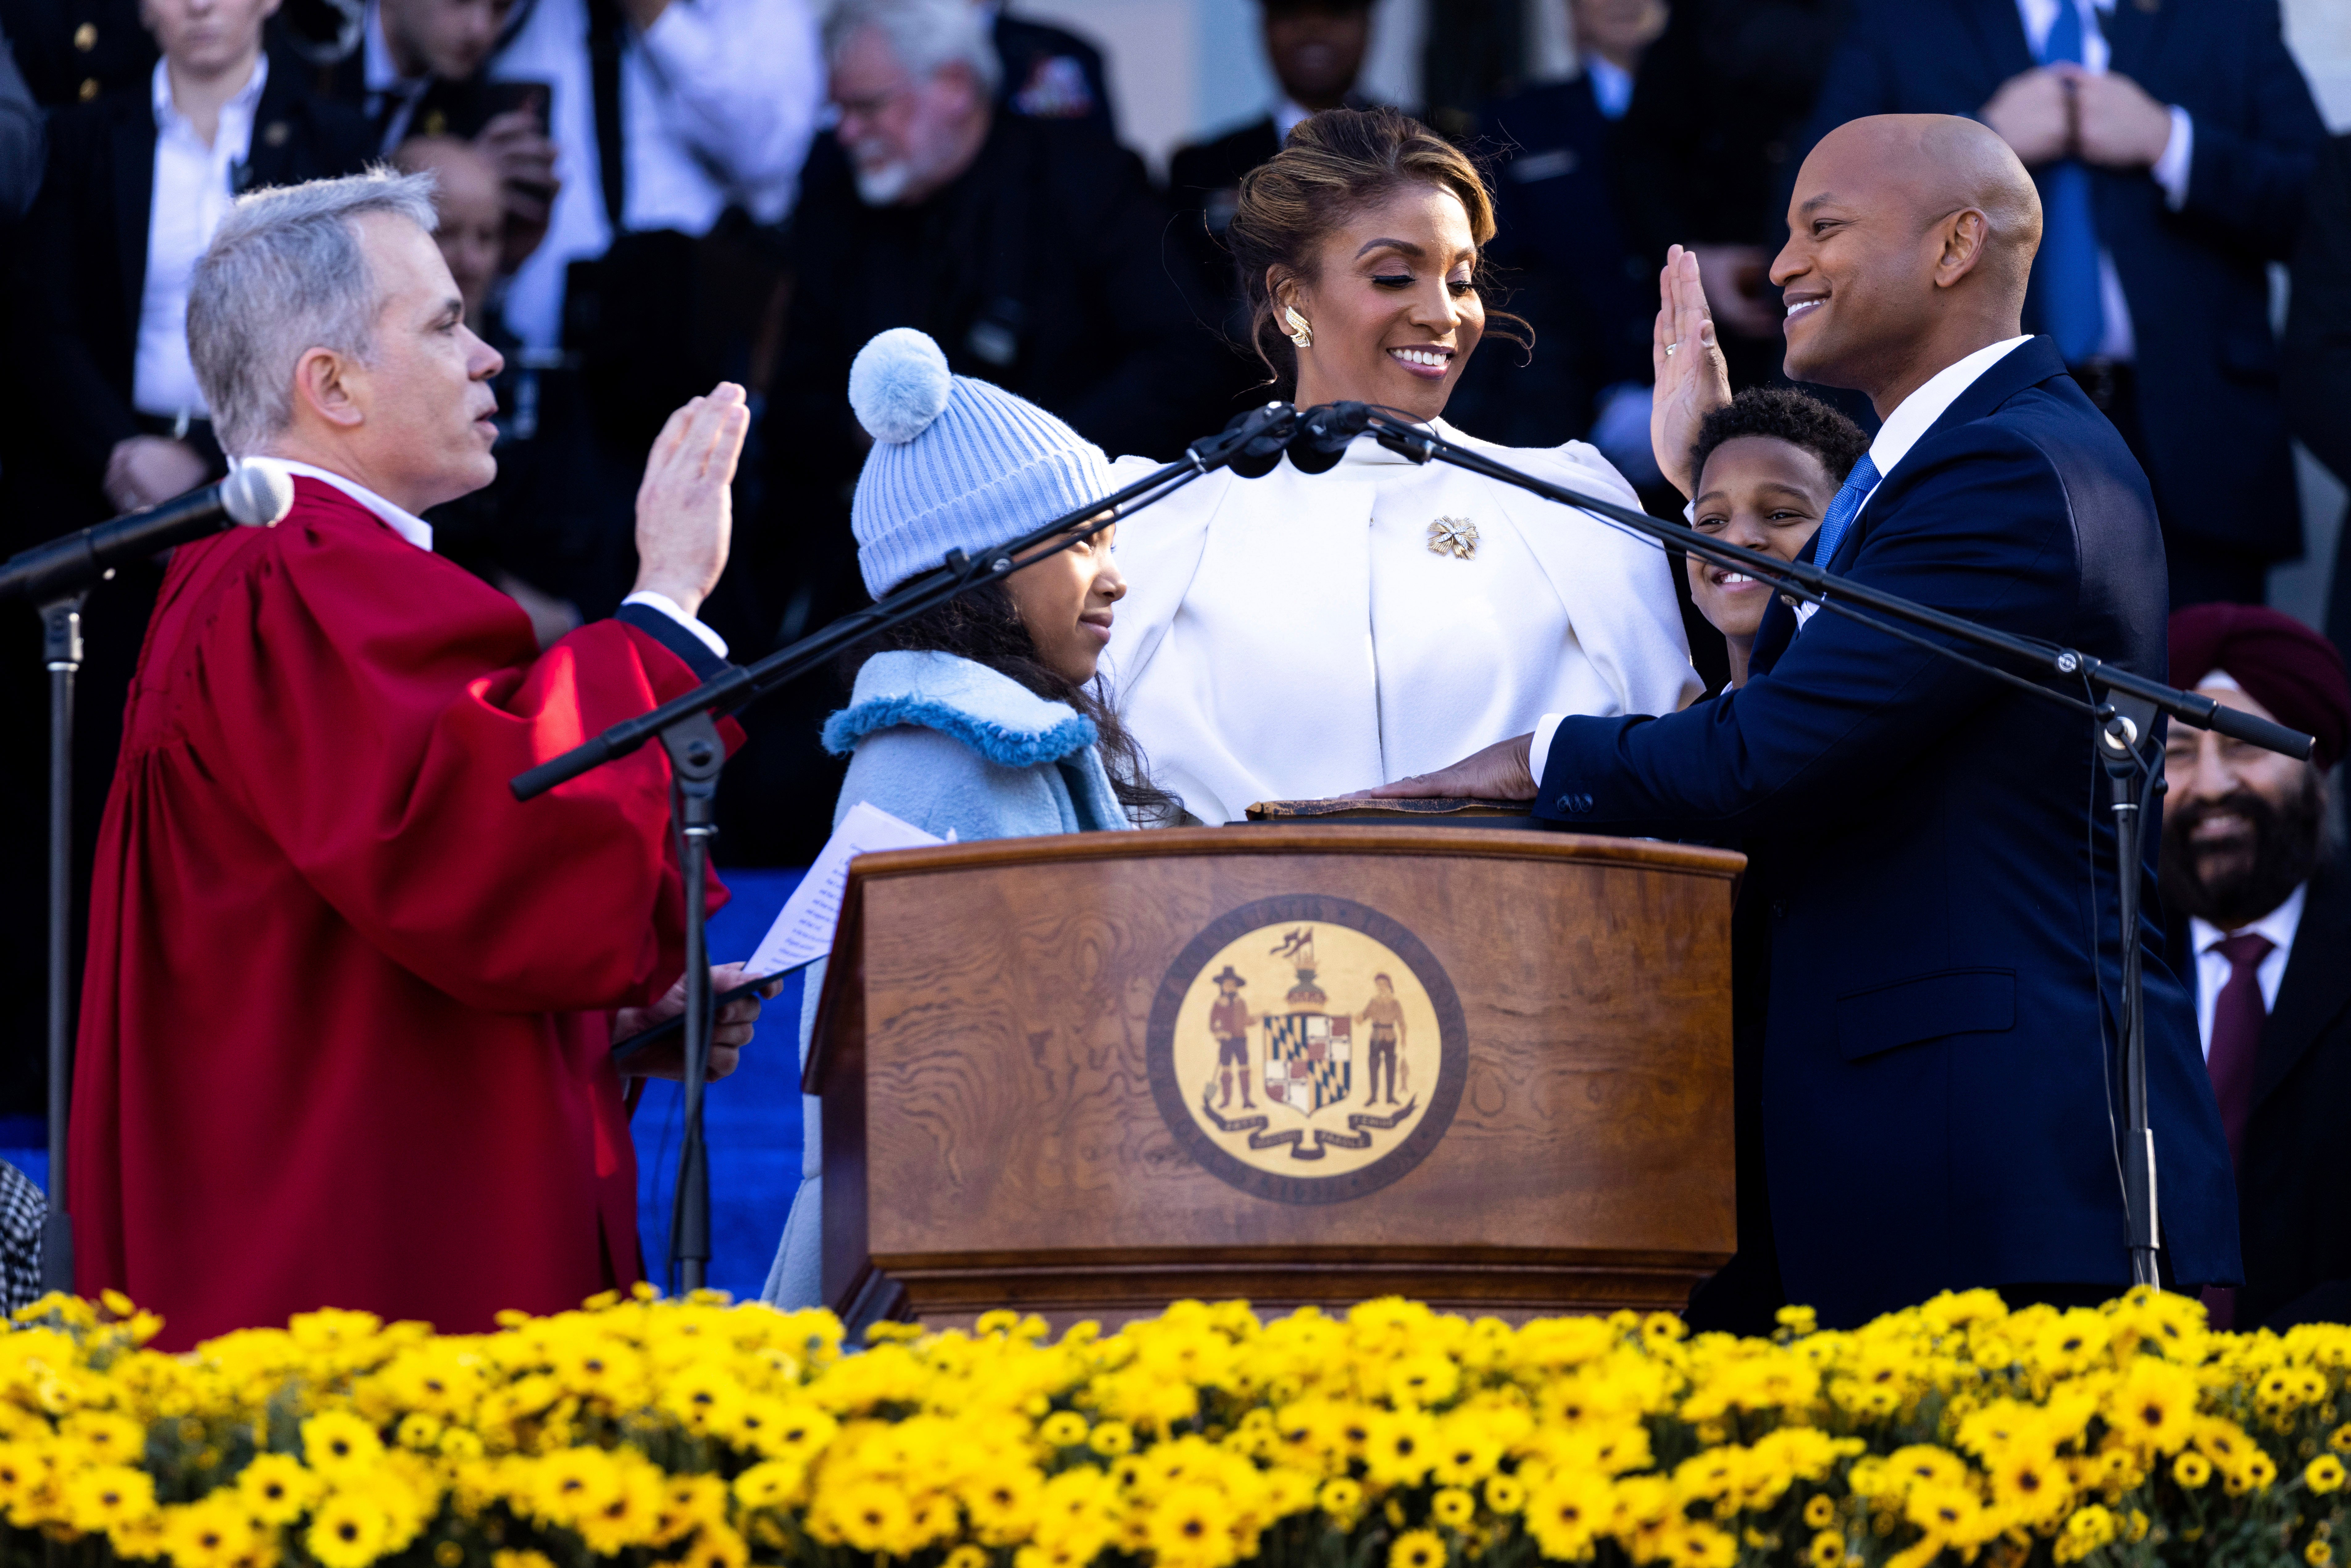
742, 801, 946, 977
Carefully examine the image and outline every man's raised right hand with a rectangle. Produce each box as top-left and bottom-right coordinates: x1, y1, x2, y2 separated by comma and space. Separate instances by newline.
631, 384, 751, 621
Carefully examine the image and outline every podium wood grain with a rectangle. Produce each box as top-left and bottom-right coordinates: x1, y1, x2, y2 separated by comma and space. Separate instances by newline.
808, 825, 1742, 1330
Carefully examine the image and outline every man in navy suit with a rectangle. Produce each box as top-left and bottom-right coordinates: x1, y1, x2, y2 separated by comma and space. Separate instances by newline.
1799, 0, 2324, 608
1374, 114, 2238, 1328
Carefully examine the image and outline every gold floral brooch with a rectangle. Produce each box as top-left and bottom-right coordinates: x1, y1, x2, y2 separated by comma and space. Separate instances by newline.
1426, 516, 1478, 560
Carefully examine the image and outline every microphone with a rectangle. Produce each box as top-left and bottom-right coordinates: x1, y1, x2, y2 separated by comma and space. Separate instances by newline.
1226, 402, 1382, 477
0, 461, 296, 604
1286, 402, 1378, 474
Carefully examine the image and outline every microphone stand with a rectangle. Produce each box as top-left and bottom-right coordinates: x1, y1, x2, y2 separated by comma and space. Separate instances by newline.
40, 595, 82, 1295
510, 402, 1303, 1293
9, 466, 295, 1299
1336, 403, 2310, 1290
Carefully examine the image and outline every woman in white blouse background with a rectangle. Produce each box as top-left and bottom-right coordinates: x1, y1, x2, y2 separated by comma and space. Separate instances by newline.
1102, 107, 1700, 825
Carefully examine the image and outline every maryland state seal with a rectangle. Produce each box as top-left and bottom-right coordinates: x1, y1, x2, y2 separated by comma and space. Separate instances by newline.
1146, 894, 1467, 1203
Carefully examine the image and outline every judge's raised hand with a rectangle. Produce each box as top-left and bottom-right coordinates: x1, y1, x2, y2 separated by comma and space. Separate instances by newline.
631, 383, 751, 620
1345, 733, 1541, 804
616, 961, 782, 1082
1651, 245, 1734, 498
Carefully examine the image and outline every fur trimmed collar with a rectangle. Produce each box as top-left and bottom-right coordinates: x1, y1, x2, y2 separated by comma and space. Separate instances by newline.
823, 650, 1099, 767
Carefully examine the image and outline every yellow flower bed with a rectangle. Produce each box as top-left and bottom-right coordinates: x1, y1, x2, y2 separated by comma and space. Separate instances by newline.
0, 1285, 2345, 1568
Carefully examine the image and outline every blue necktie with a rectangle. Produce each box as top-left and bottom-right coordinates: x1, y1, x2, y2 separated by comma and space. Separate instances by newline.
2036, 0, 2105, 363
1810, 452, 1881, 572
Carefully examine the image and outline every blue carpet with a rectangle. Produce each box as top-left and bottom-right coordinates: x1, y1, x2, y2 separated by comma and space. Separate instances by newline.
632, 868, 809, 1301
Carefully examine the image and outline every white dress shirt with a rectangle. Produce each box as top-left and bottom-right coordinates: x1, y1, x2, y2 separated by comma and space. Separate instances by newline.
2011, 0, 2193, 363
1529, 335, 2035, 777
257, 458, 727, 656
2190, 882, 2306, 1058
1106, 425, 1702, 824
488, 0, 824, 350
133, 55, 268, 421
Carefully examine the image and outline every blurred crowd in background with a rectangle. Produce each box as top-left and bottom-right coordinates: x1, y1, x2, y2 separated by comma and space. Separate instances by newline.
0, 0, 2346, 1120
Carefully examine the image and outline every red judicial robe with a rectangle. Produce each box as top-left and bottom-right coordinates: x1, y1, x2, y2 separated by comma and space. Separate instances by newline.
70, 478, 733, 1348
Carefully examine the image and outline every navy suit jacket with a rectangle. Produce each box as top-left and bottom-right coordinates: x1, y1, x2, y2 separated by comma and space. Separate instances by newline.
1800, 0, 2324, 560
1538, 337, 2238, 1326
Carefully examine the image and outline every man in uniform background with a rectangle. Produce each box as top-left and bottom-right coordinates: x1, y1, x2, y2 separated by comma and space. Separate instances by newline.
1210, 967, 1255, 1110
1357, 974, 1406, 1105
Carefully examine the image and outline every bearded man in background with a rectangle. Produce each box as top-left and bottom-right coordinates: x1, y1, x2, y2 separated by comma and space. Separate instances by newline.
2160, 604, 2351, 1331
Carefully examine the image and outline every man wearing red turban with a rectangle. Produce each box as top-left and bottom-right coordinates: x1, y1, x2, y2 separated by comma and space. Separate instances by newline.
2162, 603, 2351, 1329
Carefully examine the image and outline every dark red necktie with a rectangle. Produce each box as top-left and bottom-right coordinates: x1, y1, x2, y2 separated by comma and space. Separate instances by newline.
2202, 931, 2273, 1332
2207, 931, 2274, 1164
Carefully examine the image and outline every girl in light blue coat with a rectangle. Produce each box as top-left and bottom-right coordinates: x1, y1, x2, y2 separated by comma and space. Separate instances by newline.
763, 329, 1175, 1308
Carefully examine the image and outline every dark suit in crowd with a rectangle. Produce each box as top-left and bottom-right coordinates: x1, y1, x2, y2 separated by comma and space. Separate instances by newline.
1539, 338, 2239, 1327
304, 38, 499, 152
993, 11, 1113, 136
1165, 114, 1285, 409
0, 0, 147, 106
1801, 0, 2326, 607
1447, 75, 1651, 449
767, 114, 1221, 529
2164, 861, 2351, 1330
2286, 134, 2351, 675
1612, 0, 1853, 391
1618, 0, 1853, 261
13, 64, 372, 525
1168, 115, 1280, 219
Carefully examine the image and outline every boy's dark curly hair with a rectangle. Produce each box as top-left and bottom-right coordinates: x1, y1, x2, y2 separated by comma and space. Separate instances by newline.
1690, 387, 1872, 491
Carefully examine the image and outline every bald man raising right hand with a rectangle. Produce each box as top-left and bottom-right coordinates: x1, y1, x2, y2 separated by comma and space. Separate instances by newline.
1381, 114, 2239, 1328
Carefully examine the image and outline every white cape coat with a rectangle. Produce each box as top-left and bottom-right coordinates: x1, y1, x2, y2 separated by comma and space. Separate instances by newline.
1102, 420, 1704, 824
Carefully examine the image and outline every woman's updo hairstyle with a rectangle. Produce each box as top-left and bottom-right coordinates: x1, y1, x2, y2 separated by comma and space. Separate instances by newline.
1227, 106, 1516, 385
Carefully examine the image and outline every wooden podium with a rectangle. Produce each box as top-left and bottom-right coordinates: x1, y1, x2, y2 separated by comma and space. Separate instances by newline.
804, 824, 1743, 1331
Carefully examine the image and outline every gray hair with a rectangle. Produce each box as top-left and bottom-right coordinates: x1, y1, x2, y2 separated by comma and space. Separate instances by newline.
823, 0, 1001, 98
187, 169, 441, 456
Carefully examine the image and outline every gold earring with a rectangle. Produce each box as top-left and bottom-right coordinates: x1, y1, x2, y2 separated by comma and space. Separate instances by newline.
1283, 306, 1313, 349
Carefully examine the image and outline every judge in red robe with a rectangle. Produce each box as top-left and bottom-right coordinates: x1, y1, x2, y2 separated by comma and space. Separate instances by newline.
68, 170, 764, 1349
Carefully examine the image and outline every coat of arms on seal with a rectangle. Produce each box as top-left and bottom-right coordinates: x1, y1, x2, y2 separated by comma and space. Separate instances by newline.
1146, 895, 1467, 1204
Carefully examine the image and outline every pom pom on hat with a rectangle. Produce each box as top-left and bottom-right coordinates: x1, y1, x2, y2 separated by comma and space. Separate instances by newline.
847, 335, 1113, 598
850, 328, 954, 444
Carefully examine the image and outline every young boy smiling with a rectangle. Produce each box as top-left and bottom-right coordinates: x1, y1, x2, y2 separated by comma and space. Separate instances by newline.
1683, 387, 1873, 688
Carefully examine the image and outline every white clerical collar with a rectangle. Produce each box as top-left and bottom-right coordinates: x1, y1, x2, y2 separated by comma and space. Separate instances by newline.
251, 457, 435, 551
2191, 879, 2307, 961
1274, 98, 1314, 142
1865, 335, 2034, 484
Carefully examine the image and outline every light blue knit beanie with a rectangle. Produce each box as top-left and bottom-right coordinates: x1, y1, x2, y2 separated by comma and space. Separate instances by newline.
847, 328, 1114, 598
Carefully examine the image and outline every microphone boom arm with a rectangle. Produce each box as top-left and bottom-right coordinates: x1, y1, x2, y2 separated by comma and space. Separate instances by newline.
510, 401, 1302, 801
1351, 408, 2312, 761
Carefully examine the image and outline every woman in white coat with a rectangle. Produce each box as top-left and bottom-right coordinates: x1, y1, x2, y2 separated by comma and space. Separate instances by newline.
1105, 109, 1700, 824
